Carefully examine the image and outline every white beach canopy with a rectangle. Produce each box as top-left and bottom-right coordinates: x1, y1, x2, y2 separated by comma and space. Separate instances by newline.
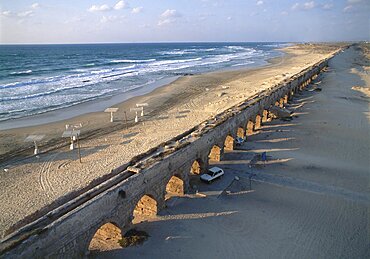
25, 135, 45, 155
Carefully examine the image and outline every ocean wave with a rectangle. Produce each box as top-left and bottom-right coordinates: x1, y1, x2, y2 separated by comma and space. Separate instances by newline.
83, 63, 96, 67
9, 70, 32, 75
160, 48, 217, 55
0, 81, 23, 89
0, 89, 116, 122
203, 48, 217, 52
160, 50, 189, 55
226, 46, 247, 51
151, 57, 202, 66
110, 59, 156, 64
0, 81, 95, 102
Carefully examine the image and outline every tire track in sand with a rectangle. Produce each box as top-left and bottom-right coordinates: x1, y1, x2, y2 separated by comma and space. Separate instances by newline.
38, 153, 59, 197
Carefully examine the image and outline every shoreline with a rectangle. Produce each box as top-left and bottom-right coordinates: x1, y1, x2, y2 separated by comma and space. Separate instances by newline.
0, 51, 286, 159
0, 52, 281, 131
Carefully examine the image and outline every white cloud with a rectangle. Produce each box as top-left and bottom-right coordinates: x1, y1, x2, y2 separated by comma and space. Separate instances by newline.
1, 11, 12, 17
158, 9, 181, 26
292, 1, 316, 10
18, 10, 34, 17
281, 11, 288, 15
88, 4, 110, 12
114, 1, 127, 10
132, 7, 143, 14
31, 3, 40, 9
343, 5, 353, 12
256, 1, 264, 5
227, 16, 232, 20
303, 1, 316, 10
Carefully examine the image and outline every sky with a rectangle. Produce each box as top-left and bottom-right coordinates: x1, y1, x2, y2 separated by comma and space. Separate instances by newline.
0, 0, 369, 44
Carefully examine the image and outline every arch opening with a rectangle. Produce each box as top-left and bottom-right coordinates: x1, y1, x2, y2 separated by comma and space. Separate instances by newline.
279, 98, 284, 108
255, 114, 262, 130
224, 135, 234, 151
283, 95, 289, 104
247, 120, 254, 136
165, 175, 184, 199
237, 127, 245, 139
190, 160, 202, 174
88, 222, 122, 252
208, 145, 222, 161
133, 195, 158, 223
262, 110, 269, 123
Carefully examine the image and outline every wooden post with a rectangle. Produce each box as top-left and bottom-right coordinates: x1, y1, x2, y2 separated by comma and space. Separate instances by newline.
124, 111, 128, 124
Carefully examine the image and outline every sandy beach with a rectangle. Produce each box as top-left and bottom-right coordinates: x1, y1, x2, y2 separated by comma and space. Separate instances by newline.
90, 44, 370, 258
0, 44, 348, 238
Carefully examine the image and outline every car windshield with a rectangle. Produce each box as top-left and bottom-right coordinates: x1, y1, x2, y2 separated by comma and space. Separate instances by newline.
209, 170, 219, 176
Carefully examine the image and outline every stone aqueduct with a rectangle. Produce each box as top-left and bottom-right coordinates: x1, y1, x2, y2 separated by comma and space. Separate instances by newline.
1, 50, 341, 258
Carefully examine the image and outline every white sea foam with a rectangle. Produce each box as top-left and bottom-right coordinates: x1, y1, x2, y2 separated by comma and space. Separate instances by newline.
10, 70, 32, 75
110, 59, 156, 63
226, 46, 247, 51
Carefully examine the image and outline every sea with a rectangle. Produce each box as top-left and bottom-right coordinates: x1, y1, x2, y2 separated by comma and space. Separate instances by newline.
0, 42, 290, 125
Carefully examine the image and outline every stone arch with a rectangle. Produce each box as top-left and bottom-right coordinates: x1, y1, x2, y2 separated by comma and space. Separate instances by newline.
133, 194, 158, 222
254, 114, 262, 130
190, 159, 202, 174
208, 145, 222, 161
262, 109, 269, 123
224, 135, 234, 151
165, 175, 184, 199
247, 120, 254, 135
88, 222, 122, 252
283, 94, 289, 104
237, 126, 246, 139
279, 98, 284, 107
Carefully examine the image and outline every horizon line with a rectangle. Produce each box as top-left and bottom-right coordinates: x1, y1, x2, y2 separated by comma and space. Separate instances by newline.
0, 40, 366, 46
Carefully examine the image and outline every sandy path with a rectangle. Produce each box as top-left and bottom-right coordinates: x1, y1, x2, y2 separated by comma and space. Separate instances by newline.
0, 44, 341, 237
90, 45, 369, 258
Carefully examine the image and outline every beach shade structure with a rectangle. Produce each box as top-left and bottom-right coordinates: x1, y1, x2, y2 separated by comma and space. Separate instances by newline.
62, 130, 82, 163
24, 135, 45, 155
136, 103, 148, 116
65, 123, 83, 142
130, 107, 143, 123
104, 108, 119, 123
